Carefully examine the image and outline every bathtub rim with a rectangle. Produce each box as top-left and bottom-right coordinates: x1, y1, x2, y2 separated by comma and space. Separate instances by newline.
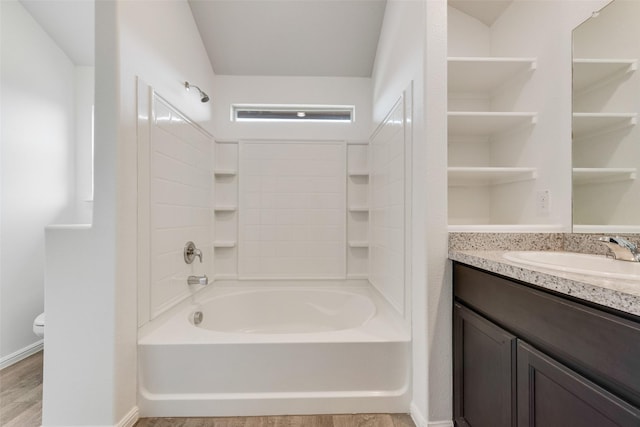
139, 280, 410, 345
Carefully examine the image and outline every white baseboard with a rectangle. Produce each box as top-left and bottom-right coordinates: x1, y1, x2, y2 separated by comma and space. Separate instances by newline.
0, 340, 43, 370
116, 406, 139, 427
409, 403, 453, 427
410, 402, 427, 427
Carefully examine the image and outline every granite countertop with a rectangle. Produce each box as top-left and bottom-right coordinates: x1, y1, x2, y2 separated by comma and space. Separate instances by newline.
449, 250, 640, 318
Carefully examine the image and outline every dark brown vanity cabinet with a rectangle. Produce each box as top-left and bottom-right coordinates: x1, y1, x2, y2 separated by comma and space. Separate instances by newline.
453, 262, 640, 427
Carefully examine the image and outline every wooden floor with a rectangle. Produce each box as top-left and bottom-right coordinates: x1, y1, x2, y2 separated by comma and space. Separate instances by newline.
0, 351, 43, 427
135, 414, 415, 427
0, 352, 415, 427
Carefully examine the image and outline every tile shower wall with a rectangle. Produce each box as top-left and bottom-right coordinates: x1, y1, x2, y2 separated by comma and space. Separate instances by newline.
238, 141, 346, 279
370, 98, 406, 314
149, 97, 212, 318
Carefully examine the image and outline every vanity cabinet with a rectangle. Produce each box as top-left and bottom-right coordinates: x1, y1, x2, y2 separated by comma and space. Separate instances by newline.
453, 262, 640, 427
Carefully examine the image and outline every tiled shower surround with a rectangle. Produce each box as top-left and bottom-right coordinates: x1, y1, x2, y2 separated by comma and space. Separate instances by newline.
449, 232, 640, 255
239, 141, 346, 278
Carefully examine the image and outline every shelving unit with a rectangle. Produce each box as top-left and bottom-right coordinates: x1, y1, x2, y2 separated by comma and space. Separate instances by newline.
572, 113, 637, 138
213, 206, 237, 212
572, 58, 637, 92
347, 143, 369, 279
448, 167, 537, 186
447, 51, 539, 227
348, 241, 370, 248
572, 168, 636, 185
572, 38, 640, 229
348, 206, 369, 213
213, 170, 237, 177
448, 57, 536, 93
448, 112, 537, 136
213, 141, 239, 279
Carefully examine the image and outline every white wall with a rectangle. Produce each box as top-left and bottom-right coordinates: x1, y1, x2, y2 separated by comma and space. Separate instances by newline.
372, 1, 449, 425
0, 0, 77, 365
42, 0, 217, 425
75, 66, 95, 225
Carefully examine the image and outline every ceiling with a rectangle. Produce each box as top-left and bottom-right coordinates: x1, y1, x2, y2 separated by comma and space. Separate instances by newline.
18, 0, 386, 77
188, 0, 387, 77
448, 0, 513, 26
20, 0, 94, 66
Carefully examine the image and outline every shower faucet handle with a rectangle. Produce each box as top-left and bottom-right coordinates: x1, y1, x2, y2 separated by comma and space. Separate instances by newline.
184, 241, 203, 264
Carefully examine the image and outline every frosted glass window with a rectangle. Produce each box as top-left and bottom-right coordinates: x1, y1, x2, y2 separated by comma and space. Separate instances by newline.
232, 105, 354, 122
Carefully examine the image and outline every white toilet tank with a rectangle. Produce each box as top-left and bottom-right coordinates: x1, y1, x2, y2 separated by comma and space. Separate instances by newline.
33, 313, 45, 338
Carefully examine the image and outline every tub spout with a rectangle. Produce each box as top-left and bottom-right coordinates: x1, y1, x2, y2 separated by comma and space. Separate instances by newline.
188, 274, 209, 286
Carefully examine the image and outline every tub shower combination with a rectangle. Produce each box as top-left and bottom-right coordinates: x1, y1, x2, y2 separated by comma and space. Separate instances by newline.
138, 282, 410, 416
137, 89, 412, 416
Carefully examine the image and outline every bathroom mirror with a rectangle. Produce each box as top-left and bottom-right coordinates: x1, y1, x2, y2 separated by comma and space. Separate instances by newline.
572, 0, 640, 233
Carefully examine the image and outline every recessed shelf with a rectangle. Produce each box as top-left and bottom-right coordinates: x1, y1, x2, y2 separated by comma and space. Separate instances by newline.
573, 59, 637, 92
348, 206, 369, 213
448, 167, 537, 186
572, 168, 637, 185
448, 112, 537, 136
214, 206, 237, 212
572, 113, 637, 138
214, 169, 237, 177
213, 241, 237, 248
348, 171, 369, 178
348, 241, 369, 248
448, 57, 537, 93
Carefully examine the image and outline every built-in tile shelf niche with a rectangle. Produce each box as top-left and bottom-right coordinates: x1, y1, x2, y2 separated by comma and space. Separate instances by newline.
347, 142, 369, 279
447, 29, 541, 229
213, 141, 239, 279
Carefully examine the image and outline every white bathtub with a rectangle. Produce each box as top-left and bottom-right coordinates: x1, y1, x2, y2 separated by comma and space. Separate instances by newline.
138, 282, 410, 417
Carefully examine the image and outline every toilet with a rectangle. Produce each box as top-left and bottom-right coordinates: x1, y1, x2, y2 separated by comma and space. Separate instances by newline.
33, 313, 45, 338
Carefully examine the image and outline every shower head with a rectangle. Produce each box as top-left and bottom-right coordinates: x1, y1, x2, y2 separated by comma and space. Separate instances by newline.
184, 81, 210, 103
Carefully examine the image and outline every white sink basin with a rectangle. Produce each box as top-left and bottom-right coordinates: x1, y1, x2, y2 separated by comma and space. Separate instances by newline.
503, 251, 640, 281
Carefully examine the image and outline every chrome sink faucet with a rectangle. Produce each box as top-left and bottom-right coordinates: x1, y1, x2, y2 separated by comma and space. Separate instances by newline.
598, 236, 640, 262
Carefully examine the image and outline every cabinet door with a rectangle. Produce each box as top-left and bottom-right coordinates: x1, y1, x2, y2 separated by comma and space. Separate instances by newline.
454, 303, 517, 427
517, 341, 640, 427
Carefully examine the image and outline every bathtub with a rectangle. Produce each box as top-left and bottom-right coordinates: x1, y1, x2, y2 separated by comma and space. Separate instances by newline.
138, 282, 410, 417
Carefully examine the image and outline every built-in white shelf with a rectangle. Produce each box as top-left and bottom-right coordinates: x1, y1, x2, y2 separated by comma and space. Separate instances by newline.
348, 206, 369, 213
214, 169, 237, 177
572, 168, 637, 185
348, 171, 369, 178
213, 241, 237, 248
573, 58, 637, 92
448, 112, 537, 136
214, 206, 237, 212
448, 57, 537, 93
448, 167, 537, 186
348, 241, 369, 248
572, 113, 637, 138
